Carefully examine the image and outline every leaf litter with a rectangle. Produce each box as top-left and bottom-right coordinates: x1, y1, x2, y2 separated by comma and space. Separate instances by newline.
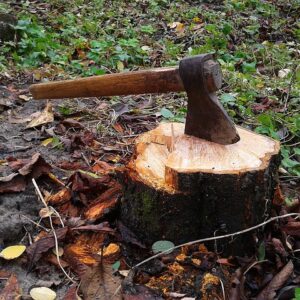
0, 0, 299, 299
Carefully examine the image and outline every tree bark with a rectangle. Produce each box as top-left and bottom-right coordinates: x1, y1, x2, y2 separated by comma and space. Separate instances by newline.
120, 123, 280, 255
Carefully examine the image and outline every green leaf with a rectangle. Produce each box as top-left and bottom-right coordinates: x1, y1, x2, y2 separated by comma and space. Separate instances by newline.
152, 240, 174, 254
242, 62, 256, 73
160, 108, 174, 119
112, 260, 120, 272
294, 287, 300, 300
294, 148, 300, 155
220, 93, 236, 104
282, 158, 300, 168
222, 23, 232, 35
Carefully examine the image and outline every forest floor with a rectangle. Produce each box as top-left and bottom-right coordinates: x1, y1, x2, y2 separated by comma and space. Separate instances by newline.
0, 0, 299, 299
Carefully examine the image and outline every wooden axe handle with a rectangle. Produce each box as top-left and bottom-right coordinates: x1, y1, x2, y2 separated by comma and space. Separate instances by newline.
30, 62, 221, 100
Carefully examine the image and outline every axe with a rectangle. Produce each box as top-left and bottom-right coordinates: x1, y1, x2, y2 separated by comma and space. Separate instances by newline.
30, 54, 240, 145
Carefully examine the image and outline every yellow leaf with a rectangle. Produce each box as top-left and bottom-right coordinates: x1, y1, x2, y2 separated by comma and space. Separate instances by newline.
27, 103, 54, 128
193, 17, 202, 23
98, 243, 120, 257
41, 138, 54, 146
30, 287, 57, 300
52, 247, 64, 257
117, 61, 124, 71
39, 207, 54, 218
0, 245, 26, 260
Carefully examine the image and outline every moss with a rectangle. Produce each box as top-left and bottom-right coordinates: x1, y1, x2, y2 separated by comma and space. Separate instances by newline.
137, 190, 160, 233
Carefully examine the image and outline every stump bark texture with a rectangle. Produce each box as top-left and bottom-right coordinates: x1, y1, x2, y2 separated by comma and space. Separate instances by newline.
121, 123, 280, 255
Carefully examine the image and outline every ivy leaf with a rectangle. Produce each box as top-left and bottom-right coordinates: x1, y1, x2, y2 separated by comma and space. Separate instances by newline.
160, 108, 174, 119
152, 240, 174, 254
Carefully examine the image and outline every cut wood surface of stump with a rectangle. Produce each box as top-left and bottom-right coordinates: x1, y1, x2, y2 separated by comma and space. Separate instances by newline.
121, 122, 281, 255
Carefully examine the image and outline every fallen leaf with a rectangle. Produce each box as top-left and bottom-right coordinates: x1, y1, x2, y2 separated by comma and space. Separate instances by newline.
18, 94, 31, 101
201, 273, 220, 298
0, 173, 26, 193
8, 153, 51, 175
61, 119, 84, 129
99, 243, 120, 260
52, 247, 64, 257
278, 69, 291, 78
80, 264, 122, 300
72, 222, 114, 233
168, 21, 185, 35
113, 123, 124, 133
41, 138, 54, 147
39, 207, 54, 218
63, 284, 81, 300
117, 222, 146, 248
282, 222, 300, 237
0, 274, 21, 300
256, 260, 294, 300
217, 258, 235, 267
26, 227, 68, 268
84, 185, 121, 220
27, 103, 54, 128
152, 240, 174, 254
30, 287, 57, 300
91, 161, 114, 174
45, 188, 72, 205
122, 281, 163, 300
0, 245, 26, 260
64, 232, 106, 272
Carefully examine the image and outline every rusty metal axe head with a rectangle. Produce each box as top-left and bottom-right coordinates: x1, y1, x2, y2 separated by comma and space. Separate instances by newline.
179, 54, 240, 145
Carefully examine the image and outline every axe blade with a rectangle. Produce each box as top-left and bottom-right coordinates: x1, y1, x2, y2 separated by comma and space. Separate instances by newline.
179, 54, 240, 145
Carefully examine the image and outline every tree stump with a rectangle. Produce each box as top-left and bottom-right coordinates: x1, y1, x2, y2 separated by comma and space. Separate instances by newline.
121, 122, 280, 255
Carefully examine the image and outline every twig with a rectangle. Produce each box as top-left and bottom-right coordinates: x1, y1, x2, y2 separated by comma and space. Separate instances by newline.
20, 214, 50, 232
243, 260, 269, 275
32, 178, 75, 283
219, 278, 226, 300
133, 213, 300, 269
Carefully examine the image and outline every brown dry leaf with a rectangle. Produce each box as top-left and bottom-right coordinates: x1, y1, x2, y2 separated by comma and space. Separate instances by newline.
45, 188, 72, 205
256, 260, 294, 300
27, 102, 54, 128
273, 185, 284, 206
217, 258, 236, 267
84, 185, 121, 220
99, 243, 121, 261
63, 284, 81, 300
91, 161, 114, 174
0, 173, 26, 193
201, 273, 220, 300
0, 153, 51, 193
0, 269, 11, 278
113, 123, 124, 133
282, 222, 300, 237
228, 268, 246, 300
0, 274, 21, 300
63, 232, 106, 272
26, 227, 68, 268
168, 21, 185, 35
117, 222, 146, 249
72, 222, 114, 233
80, 264, 122, 300
44, 253, 69, 269
18, 94, 31, 101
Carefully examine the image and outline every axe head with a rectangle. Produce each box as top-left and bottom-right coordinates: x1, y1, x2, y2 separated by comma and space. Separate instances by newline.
179, 54, 240, 145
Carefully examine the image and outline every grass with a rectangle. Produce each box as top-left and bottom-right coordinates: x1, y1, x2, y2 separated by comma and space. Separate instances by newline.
0, 0, 299, 177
